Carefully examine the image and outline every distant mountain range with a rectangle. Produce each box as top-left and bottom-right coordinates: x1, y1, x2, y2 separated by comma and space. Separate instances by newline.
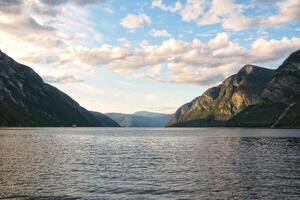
0, 51, 119, 127
167, 50, 300, 128
106, 111, 172, 127
1, 49, 299, 128
90, 111, 120, 127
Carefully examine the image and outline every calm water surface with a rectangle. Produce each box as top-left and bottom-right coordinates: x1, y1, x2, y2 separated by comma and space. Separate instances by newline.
0, 128, 300, 199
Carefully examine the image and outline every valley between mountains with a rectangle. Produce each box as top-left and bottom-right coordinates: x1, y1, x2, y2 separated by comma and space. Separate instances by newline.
0, 49, 299, 128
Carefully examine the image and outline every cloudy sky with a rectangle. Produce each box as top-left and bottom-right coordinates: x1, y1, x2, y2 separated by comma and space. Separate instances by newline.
0, 0, 300, 114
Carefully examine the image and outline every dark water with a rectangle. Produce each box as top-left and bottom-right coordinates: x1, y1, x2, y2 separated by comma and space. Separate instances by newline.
0, 128, 300, 200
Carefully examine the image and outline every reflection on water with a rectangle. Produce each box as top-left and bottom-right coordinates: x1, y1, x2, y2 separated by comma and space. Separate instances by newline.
0, 128, 300, 199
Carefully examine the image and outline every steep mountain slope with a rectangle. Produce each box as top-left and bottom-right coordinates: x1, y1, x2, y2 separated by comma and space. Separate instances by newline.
0, 51, 118, 127
90, 111, 120, 127
167, 65, 274, 127
106, 111, 171, 127
228, 50, 300, 128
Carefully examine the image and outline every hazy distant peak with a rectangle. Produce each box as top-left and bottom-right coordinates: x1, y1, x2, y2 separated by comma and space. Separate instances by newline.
133, 111, 170, 118
106, 111, 171, 127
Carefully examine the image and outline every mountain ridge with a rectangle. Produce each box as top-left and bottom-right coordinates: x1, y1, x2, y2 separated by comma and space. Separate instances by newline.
167, 65, 274, 127
106, 111, 171, 127
0, 51, 119, 127
227, 50, 300, 128
168, 50, 300, 128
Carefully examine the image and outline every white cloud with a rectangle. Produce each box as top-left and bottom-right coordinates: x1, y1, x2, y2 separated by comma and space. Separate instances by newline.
120, 13, 151, 30
0, 16, 65, 48
180, 0, 206, 22
152, 0, 183, 12
147, 64, 164, 79
43, 74, 84, 84
0, 0, 104, 51
249, 37, 300, 63
67, 34, 300, 85
20, 53, 60, 64
39, 0, 106, 6
1, 0, 299, 89
196, 0, 256, 31
153, 0, 300, 31
260, 0, 300, 26
208, 32, 230, 50
152, 0, 254, 30
0, 0, 107, 93
150, 29, 171, 37
168, 66, 225, 85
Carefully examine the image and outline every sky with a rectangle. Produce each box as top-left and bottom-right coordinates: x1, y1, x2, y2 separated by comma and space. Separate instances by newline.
0, 0, 300, 114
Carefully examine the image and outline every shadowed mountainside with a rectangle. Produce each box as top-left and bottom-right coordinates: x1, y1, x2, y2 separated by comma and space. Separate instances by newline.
0, 51, 119, 127
90, 111, 120, 127
227, 50, 300, 128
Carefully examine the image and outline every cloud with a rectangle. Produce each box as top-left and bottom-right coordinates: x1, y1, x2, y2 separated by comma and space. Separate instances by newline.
0, 16, 55, 33
180, 0, 206, 22
196, 0, 256, 31
169, 68, 225, 85
0, 0, 58, 17
249, 37, 300, 63
153, 0, 300, 31
150, 29, 171, 37
0, 0, 107, 17
31, 3, 61, 16
39, 0, 67, 6
68, 33, 300, 86
146, 64, 164, 79
131, 64, 164, 81
1, 0, 299, 88
20, 53, 60, 64
152, 0, 254, 30
43, 74, 84, 84
39, 0, 106, 6
0, 0, 104, 87
152, 0, 182, 12
0, 0, 23, 14
0, 0, 104, 51
0, 16, 64, 48
260, 0, 300, 26
208, 32, 230, 50
120, 13, 152, 30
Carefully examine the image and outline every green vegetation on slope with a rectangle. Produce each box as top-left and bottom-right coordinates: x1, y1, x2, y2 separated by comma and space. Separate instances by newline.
167, 65, 274, 127
168, 49, 300, 128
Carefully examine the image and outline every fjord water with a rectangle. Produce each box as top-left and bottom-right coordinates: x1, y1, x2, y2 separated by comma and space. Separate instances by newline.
1, 128, 300, 199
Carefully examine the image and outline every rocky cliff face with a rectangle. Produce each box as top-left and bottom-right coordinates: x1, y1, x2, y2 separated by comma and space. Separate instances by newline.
167, 65, 274, 127
263, 50, 300, 104
0, 51, 119, 127
228, 50, 300, 128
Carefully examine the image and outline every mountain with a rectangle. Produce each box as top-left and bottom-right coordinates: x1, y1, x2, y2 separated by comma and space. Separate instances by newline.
133, 111, 169, 118
167, 65, 274, 127
106, 111, 172, 127
90, 111, 120, 127
0, 51, 119, 127
227, 50, 300, 128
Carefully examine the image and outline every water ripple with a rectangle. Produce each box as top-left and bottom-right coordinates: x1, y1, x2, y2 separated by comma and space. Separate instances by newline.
0, 128, 300, 199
